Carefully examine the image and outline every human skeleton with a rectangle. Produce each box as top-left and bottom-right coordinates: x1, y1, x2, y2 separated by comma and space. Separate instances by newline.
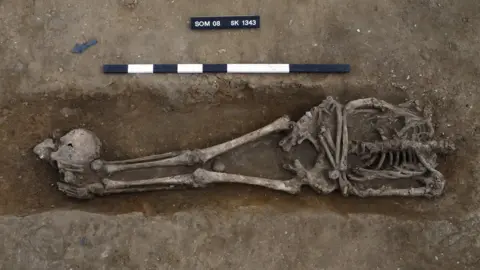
33, 97, 455, 199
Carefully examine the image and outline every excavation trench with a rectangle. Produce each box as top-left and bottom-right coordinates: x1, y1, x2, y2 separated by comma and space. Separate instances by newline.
0, 86, 469, 219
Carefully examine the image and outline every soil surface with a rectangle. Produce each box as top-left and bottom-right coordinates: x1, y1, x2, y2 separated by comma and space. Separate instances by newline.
0, 0, 479, 269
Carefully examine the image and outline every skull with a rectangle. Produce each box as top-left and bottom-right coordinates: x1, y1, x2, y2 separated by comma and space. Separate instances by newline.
34, 128, 101, 171
34, 129, 104, 198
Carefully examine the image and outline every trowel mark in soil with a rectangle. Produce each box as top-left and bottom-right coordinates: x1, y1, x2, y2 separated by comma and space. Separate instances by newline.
0, 88, 470, 219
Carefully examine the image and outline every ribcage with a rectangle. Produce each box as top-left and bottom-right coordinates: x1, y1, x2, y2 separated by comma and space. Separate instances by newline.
359, 148, 424, 171
396, 120, 434, 141
347, 140, 432, 181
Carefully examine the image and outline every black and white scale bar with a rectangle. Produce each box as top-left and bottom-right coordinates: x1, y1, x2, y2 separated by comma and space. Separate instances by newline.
103, 64, 350, 74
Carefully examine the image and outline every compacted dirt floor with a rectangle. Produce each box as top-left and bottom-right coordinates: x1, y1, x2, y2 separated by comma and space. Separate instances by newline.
0, 0, 479, 269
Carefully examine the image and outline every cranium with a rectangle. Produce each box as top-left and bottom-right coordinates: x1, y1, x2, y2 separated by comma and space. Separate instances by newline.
34, 129, 101, 169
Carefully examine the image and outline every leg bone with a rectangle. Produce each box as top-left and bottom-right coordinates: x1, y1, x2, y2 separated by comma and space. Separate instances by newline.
103, 186, 182, 195
192, 169, 303, 194
349, 185, 432, 197
93, 116, 292, 174
105, 151, 182, 165
99, 170, 303, 195
102, 174, 195, 190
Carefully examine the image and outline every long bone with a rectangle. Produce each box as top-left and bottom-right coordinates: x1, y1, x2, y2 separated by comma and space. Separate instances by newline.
102, 174, 195, 190
96, 133, 335, 196
59, 131, 336, 198
91, 116, 292, 174
192, 169, 303, 194
98, 152, 335, 196
57, 181, 180, 199
102, 171, 299, 193
93, 169, 302, 195
87, 101, 339, 197
348, 185, 435, 197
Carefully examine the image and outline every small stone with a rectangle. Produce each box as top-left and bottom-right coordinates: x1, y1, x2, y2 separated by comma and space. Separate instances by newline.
59, 67, 63, 72
212, 159, 226, 172
80, 237, 88, 246
125, 0, 138, 8
60, 107, 78, 118
357, 29, 361, 33
52, 128, 63, 140
420, 51, 430, 60
101, 247, 111, 258
15, 62, 24, 72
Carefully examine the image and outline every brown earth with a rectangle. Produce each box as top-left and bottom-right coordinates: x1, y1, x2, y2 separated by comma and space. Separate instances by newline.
0, 0, 479, 269
0, 88, 472, 220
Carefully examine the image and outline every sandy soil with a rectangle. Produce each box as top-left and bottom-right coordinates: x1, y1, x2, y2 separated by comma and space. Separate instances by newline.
0, 0, 479, 269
